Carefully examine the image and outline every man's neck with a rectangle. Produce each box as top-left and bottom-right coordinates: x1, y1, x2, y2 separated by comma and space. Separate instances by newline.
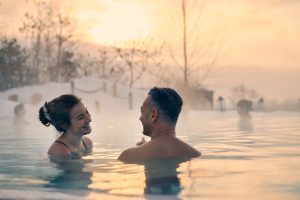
150, 124, 176, 140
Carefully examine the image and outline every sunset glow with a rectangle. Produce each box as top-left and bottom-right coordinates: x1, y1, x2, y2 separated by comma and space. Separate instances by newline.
74, 2, 154, 45
0, 0, 299, 99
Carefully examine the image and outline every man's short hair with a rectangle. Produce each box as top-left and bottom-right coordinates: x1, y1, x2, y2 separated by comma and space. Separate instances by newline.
148, 87, 183, 123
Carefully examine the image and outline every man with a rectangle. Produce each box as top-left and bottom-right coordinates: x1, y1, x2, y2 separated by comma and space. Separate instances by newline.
118, 87, 201, 162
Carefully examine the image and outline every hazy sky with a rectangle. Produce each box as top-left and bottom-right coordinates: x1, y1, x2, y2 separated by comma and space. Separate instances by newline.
0, 0, 299, 100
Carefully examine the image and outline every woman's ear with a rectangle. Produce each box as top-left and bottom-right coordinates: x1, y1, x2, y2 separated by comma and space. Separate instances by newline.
60, 123, 68, 132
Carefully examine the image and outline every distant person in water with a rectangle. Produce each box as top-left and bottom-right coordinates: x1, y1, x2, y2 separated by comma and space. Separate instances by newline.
13, 103, 28, 125
237, 99, 253, 131
257, 97, 264, 112
217, 96, 225, 112
39, 94, 93, 156
237, 99, 253, 120
118, 87, 200, 162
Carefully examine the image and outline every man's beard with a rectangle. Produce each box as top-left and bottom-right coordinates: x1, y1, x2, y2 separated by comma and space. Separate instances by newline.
142, 124, 151, 137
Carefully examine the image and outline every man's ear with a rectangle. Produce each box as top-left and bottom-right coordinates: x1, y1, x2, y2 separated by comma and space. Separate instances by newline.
151, 107, 159, 122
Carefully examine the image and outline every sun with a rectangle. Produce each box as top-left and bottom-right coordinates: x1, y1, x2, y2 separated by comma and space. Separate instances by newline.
80, 2, 154, 46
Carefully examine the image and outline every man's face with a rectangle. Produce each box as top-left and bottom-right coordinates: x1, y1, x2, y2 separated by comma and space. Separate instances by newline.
139, 96, 152, 136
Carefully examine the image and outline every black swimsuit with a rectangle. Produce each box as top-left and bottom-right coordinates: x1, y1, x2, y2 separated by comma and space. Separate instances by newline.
55, 139, 87, 154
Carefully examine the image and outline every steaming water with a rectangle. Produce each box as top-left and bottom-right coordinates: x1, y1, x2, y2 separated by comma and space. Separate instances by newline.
0, 111, 300, 200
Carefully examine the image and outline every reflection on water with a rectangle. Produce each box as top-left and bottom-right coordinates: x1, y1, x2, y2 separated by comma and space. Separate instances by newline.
0, 111, 300, 199
45, 156, 93, 190
238, 118, 253, 132
142, 158, 189, 195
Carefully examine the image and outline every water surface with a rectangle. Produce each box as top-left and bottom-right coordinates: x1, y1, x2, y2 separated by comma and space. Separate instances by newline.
0, 111, 299, 200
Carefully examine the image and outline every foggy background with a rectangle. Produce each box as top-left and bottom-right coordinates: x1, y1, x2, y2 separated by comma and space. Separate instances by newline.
0, 0, 299, 111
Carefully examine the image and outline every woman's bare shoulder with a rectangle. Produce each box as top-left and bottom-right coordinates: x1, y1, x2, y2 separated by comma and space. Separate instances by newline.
47, 142, 71, 156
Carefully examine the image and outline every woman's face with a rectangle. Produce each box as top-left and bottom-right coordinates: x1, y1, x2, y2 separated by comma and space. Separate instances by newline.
68, 102, 92, 136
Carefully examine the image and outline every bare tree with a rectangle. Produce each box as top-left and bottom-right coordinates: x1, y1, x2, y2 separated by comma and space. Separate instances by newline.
54, 10, 74, 82
19, 2, 46, 83
229, 83, 260, 105
164, 0, 224, 88
113, 38, 155, 88
0, 37, 29, 90
19, 0, 75, 83
94, 47, 122, 80
75, 52, 102, 77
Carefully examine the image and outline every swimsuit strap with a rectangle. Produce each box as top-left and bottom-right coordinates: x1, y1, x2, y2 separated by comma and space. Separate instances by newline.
81, 138, 87, 151
55, 140, 71, 152
55, 139, 87, 153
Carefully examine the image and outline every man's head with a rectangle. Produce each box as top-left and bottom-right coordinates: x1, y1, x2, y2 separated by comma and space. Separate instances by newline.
148, 87, 183, 123
139, 87, 183, 137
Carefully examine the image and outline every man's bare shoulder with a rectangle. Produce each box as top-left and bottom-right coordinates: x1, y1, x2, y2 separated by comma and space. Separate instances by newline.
118, 138, 201, 162
170, 137, 201, 157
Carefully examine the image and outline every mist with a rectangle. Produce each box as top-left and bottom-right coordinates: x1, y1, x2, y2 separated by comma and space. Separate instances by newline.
0, 0, 300, 113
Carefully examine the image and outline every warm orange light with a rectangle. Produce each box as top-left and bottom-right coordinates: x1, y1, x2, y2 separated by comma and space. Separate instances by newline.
74, 2, 153, 46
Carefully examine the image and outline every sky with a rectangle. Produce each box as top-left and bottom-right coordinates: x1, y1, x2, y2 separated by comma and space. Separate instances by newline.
0, 0, 299, 100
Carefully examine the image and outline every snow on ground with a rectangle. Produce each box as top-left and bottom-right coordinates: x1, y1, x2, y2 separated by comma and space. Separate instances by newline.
1, 77, 298, 125
0, 77, 147, 122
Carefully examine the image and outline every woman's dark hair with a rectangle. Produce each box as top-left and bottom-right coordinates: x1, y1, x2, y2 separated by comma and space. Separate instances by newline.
39, 94, 81, 133
148, 87, 183, 123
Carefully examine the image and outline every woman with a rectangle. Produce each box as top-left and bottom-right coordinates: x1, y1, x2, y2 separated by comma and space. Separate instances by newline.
39, 94, 93, 156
